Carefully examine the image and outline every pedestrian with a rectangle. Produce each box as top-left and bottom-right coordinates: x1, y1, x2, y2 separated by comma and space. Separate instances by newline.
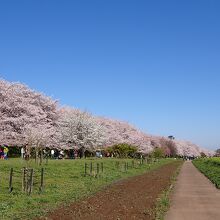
69, 149, 74, 159
51, 149, 55, 159
21, 147, 25, 159
60, 150, 64, 159
74, 149, 78, 159
3, 146, 9, 160
0, 147, 4, 159
24, 147, 30, 160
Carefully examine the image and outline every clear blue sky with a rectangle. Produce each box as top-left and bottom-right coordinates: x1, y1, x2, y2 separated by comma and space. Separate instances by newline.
0, 0, 220, 150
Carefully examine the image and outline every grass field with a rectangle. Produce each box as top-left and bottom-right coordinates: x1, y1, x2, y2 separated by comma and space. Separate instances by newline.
193, 157, 220, 188
0, 158, 176, 219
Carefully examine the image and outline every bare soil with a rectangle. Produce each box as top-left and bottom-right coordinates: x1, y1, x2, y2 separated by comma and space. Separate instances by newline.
43, 161, 181, 220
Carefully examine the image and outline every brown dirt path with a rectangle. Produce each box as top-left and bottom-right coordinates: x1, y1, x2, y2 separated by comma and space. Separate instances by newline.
42, 161, 181, 220
165, 161, 220, 220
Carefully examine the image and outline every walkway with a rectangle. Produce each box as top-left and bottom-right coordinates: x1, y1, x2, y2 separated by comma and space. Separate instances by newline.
165, 161, 220, 220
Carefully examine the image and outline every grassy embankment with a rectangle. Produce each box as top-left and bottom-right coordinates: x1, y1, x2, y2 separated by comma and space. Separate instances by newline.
0, 158, 177, 219
193, 157, 220, 188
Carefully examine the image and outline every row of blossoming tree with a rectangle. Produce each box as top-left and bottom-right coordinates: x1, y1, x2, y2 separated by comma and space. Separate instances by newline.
0, 79, 213, 159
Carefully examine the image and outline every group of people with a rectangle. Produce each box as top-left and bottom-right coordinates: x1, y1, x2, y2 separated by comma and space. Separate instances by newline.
50, 149, 79, 159
0, 146, 111, 160
0, 146, 9, 159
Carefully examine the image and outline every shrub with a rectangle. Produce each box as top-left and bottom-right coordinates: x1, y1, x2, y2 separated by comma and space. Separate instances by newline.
106, 143, 138, 158
151, 147, 165, 158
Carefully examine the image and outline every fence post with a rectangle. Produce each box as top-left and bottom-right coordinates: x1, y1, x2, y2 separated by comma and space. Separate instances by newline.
46, 156, 48, 165
139, 159, 142, 166
28, 169, 34, 195
90, 162, 93, 175
39, 168, 44, 192
9, 168, 13, 193
84, 162, 87, 176
31, 169, 34, 193
101, 162, 104, 173
96, 163, 100, 176
25, 169, 29, 192
22, 167, 26, 192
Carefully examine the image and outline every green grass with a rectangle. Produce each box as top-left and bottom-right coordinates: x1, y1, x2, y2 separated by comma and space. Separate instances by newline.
193, 157, 220, 188
155, 160, 183, 220
0, 158, 176, 219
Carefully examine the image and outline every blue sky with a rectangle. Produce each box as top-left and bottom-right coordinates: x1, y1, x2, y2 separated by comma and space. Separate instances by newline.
0, 0, 220, 150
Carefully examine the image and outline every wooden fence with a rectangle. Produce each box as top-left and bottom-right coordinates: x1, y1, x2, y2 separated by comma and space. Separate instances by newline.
7, 167, 45, 195
84, 158, 158, 177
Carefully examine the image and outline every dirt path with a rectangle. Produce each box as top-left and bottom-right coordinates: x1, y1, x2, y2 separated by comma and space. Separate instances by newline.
43, 161, 180, 220
165, 161, 220, 220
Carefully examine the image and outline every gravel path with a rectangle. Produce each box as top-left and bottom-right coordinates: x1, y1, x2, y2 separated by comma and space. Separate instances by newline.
165, 161, 220, 220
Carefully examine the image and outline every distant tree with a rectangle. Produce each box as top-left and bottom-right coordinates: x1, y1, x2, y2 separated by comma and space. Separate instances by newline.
168, 135, 175, 140
151, 147, 165, 158
160, 138, 177, 157
215, 149, 220, 157
200, 152, 207, 158
167, 140, 177, 156
106, 143, 138, 158
97, 117, 153, 154
161, 146, 171, 157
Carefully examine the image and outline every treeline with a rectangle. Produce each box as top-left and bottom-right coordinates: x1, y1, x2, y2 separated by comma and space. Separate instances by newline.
0, 79, 211, 157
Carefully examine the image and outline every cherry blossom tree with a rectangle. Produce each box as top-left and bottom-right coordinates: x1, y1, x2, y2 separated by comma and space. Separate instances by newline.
96, 117, 153, 154
0, 78, 214, 158
57, 107, 106, 156
0, 79, 59, 153
159, 138, 177, 156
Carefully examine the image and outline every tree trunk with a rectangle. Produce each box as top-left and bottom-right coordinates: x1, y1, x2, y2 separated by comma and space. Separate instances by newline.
40, 149, 43, 165
35, 147, 39, 164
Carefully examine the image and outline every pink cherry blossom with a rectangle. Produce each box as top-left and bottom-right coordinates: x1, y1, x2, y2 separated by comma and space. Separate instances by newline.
0, 79, 214, 157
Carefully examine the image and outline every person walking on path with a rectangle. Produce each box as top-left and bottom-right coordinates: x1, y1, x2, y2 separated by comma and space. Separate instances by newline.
0, 147, 4, 159
3, 146, 8, 159
165, 161, 220, 220
51, 149, 55, 159
21, 147, 25, 159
